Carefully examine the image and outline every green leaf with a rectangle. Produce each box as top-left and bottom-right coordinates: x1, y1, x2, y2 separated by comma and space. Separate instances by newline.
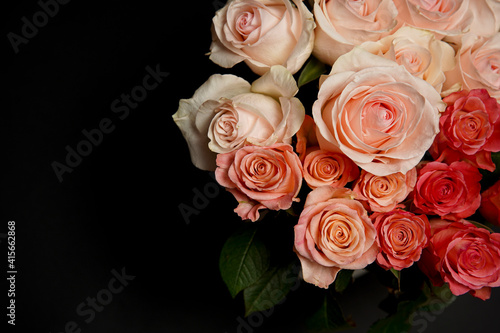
243, 262, 299, 316
306, 294, 354, 332
389, 268, 401, 292
334, 270, 353, 293
368, 300, 415, 333
219, 225, 270, 298
298, 56, 327, 88
467, 219, 495, 233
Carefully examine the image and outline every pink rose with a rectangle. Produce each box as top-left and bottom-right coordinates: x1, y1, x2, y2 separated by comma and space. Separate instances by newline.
353, 168, 417, 212
430, 89, 500, 171
372, 210, 430, 271
312, 0, 398, 65
215, 143, 303, 222
412, 161, 482, 220
294, 186, 379, 288
480, 179, 500, 227
172, 66, 305, 170
303, 148, 359, 190
209, 0, 315, 75
393, 0, 473, 39
444, 33, 500, 101
313, 48, 444, 176
419, 219, 500, 300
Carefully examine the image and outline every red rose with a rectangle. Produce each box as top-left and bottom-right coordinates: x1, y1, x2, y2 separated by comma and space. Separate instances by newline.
419, 219, 500, 300
372, 210, 430, 271
430, 89, 500, 171
412, 161, 482, 220
480, 179, 500, 227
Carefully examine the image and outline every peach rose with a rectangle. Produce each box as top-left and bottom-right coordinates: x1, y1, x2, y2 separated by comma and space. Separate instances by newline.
209, 0, 315, 75
372, 210, 430, 271
412, 161, 482, 220
444, 33, 500, 101
353, 168, 417, 212
393, 0, 473, 39
313, 48, 444, 176
480, 179, 500, 227
312, 0, 398, 65
468, 0, 500, 38
215, 143, 303, 222
303, 148, 359, 189
294, 186, 379, 288
173, 66, 305, 170
419, 219, 500, 300
360, 26, 456, 94
429, 89, 500, 171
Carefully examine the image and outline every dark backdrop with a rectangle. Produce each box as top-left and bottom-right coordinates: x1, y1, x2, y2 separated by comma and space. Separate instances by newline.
3, 1, 499, 332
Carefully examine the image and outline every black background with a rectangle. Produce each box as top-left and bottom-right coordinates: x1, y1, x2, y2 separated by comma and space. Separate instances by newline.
3, 1, 500, 332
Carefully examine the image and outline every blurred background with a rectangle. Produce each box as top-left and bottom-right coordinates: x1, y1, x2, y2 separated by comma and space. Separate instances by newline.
3, 1, 499, 332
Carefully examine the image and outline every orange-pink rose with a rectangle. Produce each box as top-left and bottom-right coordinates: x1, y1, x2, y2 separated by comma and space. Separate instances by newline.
209, 0, 315, 75
353, 168, 417, 212
294, 186, 379, 288
215, 143, 303, 222
419, 219, 500, 300
372, 210, 430, 271
312, 0, 398, 65
302, 148, 359, 190
313, 48, 444, 176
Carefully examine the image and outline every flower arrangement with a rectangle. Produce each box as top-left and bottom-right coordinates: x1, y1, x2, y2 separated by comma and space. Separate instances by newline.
174, 0, 500, 330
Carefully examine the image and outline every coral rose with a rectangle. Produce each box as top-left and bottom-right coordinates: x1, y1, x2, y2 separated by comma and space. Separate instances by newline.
480, 179, 500, 227
173, 66, 305, 170
412, 161, 482, 220
294, 186, 378, 288
430, 89, 500, 171
372, 210, 430, 271
302, 148, 359, 190
215, 143, 303, 222
353, 168, 417, 212
209, 0, 315, 75
313, 48, 444, 176
419, 219, 500, 300
312, 0, 398, 65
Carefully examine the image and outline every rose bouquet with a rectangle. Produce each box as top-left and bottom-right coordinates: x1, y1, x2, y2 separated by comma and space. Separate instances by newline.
173, 0, 500, 331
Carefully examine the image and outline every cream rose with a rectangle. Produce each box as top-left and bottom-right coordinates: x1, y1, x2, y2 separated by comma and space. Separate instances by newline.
313, 48, 445, 176
173, 66, 305, 170
209, 0, 315, 75
393, 0, 473, 39
312, 0, 398, 65
469, 0, 500, 38
360, 26, 456, 94
444, 33, 500, 101
294, 186, 379, 288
